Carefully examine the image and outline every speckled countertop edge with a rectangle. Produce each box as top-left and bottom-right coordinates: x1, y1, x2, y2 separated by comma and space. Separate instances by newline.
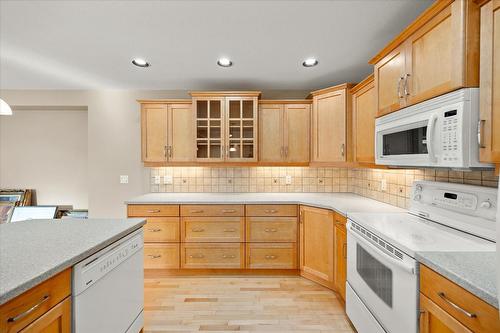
416, 251, 498, 309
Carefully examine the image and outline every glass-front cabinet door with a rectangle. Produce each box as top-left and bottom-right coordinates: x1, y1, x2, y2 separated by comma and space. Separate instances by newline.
195, 98, 224, 161
226, 97, 257, 162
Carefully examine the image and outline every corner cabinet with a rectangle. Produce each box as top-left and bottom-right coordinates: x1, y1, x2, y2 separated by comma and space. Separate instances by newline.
479, 0, 500, 165
140, 100, 195, 164
191, 92, 260, 163
310, 84, 354, 164
371, 0, 481, 117
258, 100, 311, 164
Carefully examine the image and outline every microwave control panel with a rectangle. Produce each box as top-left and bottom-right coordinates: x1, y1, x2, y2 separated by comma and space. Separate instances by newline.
440, 109, 461, 164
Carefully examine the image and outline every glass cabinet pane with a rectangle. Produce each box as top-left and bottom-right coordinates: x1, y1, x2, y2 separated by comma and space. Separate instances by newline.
242, 141, 254, 158
210, 140, 221, 158
210, 120, 221, 139
242, 120, 253, 138
196, 141, 208, 158
229, 100, 241, 118
197, 101, 208, 118
242, 100, 254, 118
229, 140, 241, 158
210, 100, 221, 118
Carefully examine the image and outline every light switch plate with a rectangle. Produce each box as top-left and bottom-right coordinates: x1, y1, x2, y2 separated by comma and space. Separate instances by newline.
120, 175, 129, 184
381, 179, 387, 191
285, 175, 292, 185
164, 175, 173, 184
153, 175, 161, 184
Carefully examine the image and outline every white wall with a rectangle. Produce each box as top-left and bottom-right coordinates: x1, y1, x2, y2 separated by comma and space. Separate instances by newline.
0, 108, 88, 208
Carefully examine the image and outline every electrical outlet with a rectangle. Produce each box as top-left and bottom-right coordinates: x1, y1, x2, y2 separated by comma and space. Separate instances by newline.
163, 175, 173, 184
120, 175, 128, 184
154, 175, 161, 184
381, 179, 387, 191
285, 175, 292, 185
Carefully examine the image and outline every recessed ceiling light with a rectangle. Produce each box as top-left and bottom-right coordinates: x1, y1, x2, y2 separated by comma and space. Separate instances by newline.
302, 58, 318, 67
132, 58, 150, 68
217, 58, 233, 67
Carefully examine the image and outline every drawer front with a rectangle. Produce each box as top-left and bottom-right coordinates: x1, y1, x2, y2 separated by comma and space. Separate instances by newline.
128, 204, 179, 217
144, 217, 180, 243
181, 205, 244, 217
181, 243, 244, 269
181, 217, 244, 242
246, 243, 297, 269
19, 297, 71, 333
144, 244, 180, 269
246, 217, 297, 242
420, 264, 500, 333
246, 205, 298, 217
0, 269, 71, 333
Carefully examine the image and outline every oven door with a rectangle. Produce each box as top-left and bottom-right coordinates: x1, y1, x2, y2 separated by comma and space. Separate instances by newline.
346, 220, 418, 333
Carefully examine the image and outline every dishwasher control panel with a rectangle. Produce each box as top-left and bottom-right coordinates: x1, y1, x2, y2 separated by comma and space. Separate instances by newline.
73, 229, 144, 295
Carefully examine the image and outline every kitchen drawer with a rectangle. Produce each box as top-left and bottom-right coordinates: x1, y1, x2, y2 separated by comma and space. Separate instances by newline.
19, 297, 71, 333
246, 243, 297, 269
128, 204, 179, 217
144, 244, 180, 269
181, 243, 244, 269
181, 205, 244, 217
181, 217, 244, 242
246, 205, 297, 217
420, 264, 500, 333
0, 269, 71, 333
246, 217, 297, 242
144, 217, 180, 243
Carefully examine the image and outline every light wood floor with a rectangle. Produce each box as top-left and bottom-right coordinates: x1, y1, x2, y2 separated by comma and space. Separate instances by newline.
144, 276, 355, 332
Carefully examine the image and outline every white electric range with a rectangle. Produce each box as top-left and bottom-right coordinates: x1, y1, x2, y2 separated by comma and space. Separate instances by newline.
346, 181, 497, 333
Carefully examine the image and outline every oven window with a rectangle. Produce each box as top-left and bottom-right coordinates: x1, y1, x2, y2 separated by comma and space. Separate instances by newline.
382, 126, 428, 156
356, 244, 393, 307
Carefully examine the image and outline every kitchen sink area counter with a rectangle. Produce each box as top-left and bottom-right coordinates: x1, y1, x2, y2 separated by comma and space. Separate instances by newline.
0, 218, 146, 305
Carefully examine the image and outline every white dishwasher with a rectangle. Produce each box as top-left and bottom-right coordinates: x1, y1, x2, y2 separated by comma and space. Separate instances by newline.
73, 228, 144, 333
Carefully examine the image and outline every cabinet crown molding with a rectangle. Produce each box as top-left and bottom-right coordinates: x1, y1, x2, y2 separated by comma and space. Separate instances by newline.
309, 83, 356, 97
258, 99, 312, 104
137, 99, 191, 104
189, 91, 262, 98
350, 74, 374, 94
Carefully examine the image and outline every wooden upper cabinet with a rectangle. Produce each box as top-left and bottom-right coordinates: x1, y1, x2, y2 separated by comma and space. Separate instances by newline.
351, 75, 377, 164
479, 0, 500, 164
191, 91, 260, 163
258, 101, 311, 164
140, 100, 194, 164
311, 84, 353, 164
371, 0, 480, 117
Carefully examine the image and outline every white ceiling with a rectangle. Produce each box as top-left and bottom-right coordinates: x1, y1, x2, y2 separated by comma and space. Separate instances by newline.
0, 0, 433, 91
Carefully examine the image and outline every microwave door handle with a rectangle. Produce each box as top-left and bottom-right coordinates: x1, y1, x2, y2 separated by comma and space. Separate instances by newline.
349, 228, 416, 275
427, 113, 438, 163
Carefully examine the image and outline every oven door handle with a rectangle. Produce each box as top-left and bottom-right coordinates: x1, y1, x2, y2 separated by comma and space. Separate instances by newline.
349, 228, 416, 275
427, 113, 438, 163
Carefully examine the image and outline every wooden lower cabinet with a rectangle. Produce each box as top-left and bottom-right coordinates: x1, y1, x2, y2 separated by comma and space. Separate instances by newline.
299, 206, 335, 289
181, 243, 245, 269
334, 217, 347, 301
246, 243, 297, 269
19, 298, 71, 333
144, 244, 180, 269
420, 294, 472, 333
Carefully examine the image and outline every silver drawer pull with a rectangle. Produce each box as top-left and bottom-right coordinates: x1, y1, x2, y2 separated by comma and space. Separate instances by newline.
190, 210, 204, 213
8, 294, 50, 322
221, 209, 236, 213
192, 228, 205, 232
264, 209, 278, 214
224, 228, 236, 232
265, 255, 277, 260
264, 228, 277, 233
222, 254, 235, 259
147, 209, 161, 213
148, 228, 162, 232
438, 292, 477, 318
147, 254, 162, 259
189, 254, 204, 259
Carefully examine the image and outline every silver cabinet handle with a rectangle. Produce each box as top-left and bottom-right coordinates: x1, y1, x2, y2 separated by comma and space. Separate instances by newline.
397, 77, 404, 98
147, 209, 161, 213
280, 147, 284, 158
343, 243, 347, 259
221, 209, 236, 213
148, 228, 162, 233
264, 228, 277, 233
265, 255, 277, 260
191, 228, 205, 232
438, 292, 477, 318
168, 145, 173, 158
189, 254, 204, 259
264, 209, 277, 214
404, 73, 411, 96
190, 210, 204, 213
284, 147, 289, 158
164, 145, 168, 158
341, 143, 345, 157
224, 228, 236, 232
147, 254, 162, 259
478, 120, 486, 148
222, 254, 235, 259
7, 294, 50, 322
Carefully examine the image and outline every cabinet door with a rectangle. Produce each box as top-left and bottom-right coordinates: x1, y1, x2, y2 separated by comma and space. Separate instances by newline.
299, 206, 335, 289
404, 2, 464, 107
374, 46, 406, 117
141, 104, 167, 162
284, 104, 310, 163
226, 98, 258, 162
479, 0, 500, 163
334, 224, 347, 301
19, 298, 71, 333
168, 104, 195, 162
352, 78, 376, 163
312, 90, 346, 163
419, 294, 472, 333
195, 99, 224, 161
259, 104, 284, 162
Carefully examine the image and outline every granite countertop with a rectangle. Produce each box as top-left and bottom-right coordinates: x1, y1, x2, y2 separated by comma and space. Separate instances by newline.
416, 251, 498, 308
126, 192, 406, 216
0, 218, 145, 305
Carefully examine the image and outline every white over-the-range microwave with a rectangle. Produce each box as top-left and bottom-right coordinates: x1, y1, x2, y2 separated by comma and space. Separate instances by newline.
375, 88, 493, 169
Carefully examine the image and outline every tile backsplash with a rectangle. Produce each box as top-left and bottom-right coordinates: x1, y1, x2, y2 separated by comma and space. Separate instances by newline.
150, 167, 498, 209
